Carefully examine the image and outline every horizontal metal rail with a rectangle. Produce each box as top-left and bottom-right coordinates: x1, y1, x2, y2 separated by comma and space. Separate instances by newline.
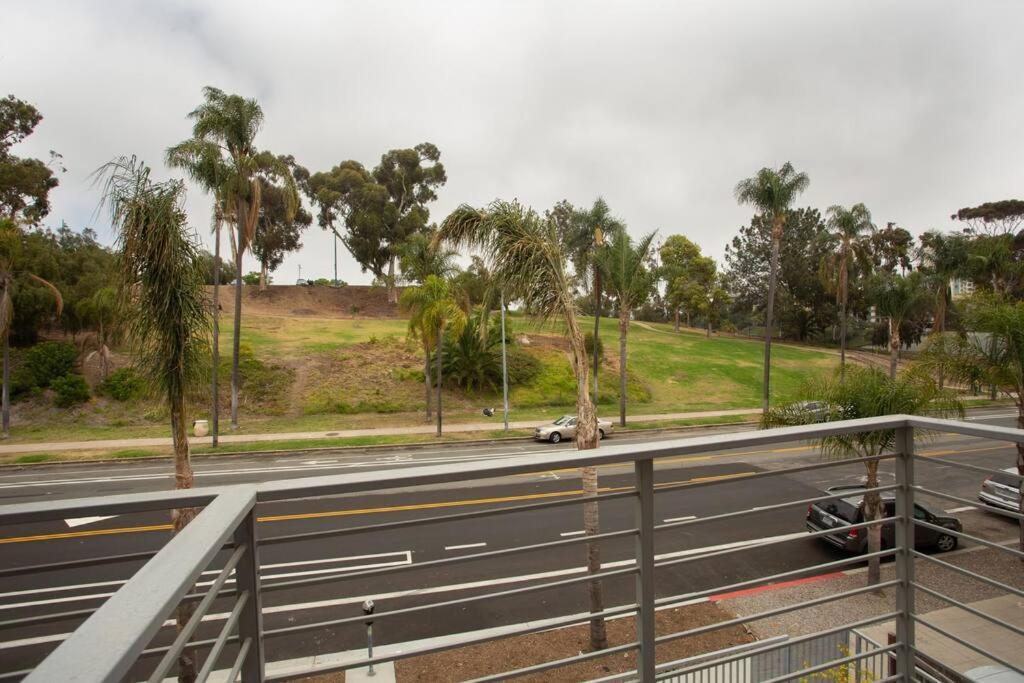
266, 565, 638, 637
915, 519, 1024, 559
912, 550, 1024, 599
0, 487, 219, 526
912, 582, 1024, 639
266, 602, 641, 682
0, 548, 160, 579
261, 487, 637, 546
759, 643, 902, 683
655, 580, 901, 645
147, 544, 247, 683
654, 549, 897, 608
195, 590, 249, 683
655, 516, 898, 571
655, 484, 898, 532
908, 415, 1024, 445
912, 485, 1024, 522
918, 453, 1023, 480
467, 641, 639, 683
914, 615, 1024, 674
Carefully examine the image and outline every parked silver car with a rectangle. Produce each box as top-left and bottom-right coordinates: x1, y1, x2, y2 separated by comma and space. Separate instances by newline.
979, 467, 1021, 512
534, 415, 614, 443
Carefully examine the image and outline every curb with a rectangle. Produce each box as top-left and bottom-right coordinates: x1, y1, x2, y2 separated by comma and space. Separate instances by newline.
0, 418, 759, 470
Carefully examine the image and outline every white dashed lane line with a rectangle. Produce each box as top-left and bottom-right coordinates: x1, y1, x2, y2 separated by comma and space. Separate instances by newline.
444, 542, 487, 551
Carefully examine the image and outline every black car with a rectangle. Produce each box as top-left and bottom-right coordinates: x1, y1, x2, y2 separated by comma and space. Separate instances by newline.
806, 486, 962, 553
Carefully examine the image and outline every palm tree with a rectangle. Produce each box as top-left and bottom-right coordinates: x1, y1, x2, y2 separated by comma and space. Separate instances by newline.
734, 163, 810, 411
81, 286, 119, 380
400, 275, 466, 423
438, 200, 609, 651
869, 272, 928, 378
596, 226, 657, 426
921, 296, 1024, 550
99, 156, 210, 680
766, 365, 962, 585
0, 219, 62, 438
399, 231, 459, 284
824, 203, 875, 377
166, 86, 297, 432
917, 231, 968, 388
568, 199, 624, 405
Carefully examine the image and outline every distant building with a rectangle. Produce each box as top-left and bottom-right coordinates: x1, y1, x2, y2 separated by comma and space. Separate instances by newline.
951, 278, 975, 299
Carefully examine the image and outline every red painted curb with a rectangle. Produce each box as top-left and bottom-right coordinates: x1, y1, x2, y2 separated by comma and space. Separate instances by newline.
709, 571, 846, 602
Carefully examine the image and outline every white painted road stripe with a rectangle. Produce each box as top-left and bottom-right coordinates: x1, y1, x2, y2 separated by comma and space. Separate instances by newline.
945, 506, 976, 513
559, 530, 586, 537
445, 542, 487, 551
63, 515, 117, 528
663, 515, 697, 523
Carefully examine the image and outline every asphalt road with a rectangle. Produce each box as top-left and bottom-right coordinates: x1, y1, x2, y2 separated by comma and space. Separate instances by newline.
0, 408, 1019, 678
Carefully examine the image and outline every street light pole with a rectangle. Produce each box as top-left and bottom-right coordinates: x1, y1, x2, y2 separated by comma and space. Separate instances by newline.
500, 291, 509, 431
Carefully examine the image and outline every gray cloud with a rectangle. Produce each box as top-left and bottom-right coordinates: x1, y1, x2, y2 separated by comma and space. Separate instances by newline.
4, 0, 1023, 282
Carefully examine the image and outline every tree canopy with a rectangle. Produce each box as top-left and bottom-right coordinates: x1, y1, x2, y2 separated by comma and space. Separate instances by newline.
0, 95, 61, 224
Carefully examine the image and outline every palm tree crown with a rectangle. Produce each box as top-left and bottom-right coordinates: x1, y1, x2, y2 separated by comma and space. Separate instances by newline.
734, 162, 810, 237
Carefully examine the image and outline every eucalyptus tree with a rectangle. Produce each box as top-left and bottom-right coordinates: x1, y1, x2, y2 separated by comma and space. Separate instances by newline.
659, 235, 702, 331
166, 87, 297, 431
921, 296, 1024, 549
597, 226, 657, 426
567, 198, 625, 403
252, 178, 311, 291
0, 219, 62, 437
399, 275, 465, 424
824, 203, 874, 376
765, 365, 962, 586
0, 95, 61, 224
100, 157, 210, 679
734, 163, 810, 411
869, 271, 928, 378
293, 160, 367, 285
438, 200, 609, 651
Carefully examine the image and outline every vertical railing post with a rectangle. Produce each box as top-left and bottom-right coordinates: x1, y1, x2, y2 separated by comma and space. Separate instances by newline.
894, 425, 916, 682
234, 505, 265, 682
634, 458, 656, 681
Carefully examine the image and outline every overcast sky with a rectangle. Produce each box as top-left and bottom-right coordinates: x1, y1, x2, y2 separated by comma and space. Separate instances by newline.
4, 1, 1023, 283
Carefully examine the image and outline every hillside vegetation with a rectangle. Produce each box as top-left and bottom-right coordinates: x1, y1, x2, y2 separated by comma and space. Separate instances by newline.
6, 286, 836, 443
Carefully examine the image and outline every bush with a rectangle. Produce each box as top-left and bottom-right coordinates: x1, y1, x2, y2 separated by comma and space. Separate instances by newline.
24, 341, 77, 389
99, 368, 146, 401
506, 348, 541, 385
584, 332, 603, 361
52, 374, 90, 407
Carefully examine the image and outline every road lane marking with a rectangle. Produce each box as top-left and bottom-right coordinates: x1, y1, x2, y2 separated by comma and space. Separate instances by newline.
445, 543, 487, 551
663, 515, 696, 523
945, 506, 976, 513
559, 530, 585, 537
0, 531, 811, 650
64, 515, 117, 528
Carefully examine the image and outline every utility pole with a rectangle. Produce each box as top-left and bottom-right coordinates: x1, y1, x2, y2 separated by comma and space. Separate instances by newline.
500, 291, 510, 431
436, 321, 444, 437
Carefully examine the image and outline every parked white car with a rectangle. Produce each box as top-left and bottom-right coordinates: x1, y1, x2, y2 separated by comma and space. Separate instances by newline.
534, 415, 614, 443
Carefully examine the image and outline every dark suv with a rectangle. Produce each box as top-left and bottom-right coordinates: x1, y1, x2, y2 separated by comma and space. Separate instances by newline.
806, 486, 962, 553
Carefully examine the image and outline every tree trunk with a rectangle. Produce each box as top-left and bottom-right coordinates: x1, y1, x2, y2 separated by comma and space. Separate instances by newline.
258, 261, 268, 292
864, 459, 882, 587
935, 288, 946, 389
593, 271, 601, 405
2, 337, 9, 439
839, 257, 847, 380
387, 256, 397, 304
673, 308, 680, 332
889, 317, 899, 379
436, 322, 443, 437
231, 199, 246, 429
169, 391, 197, 682
211, 220, 220, 447
618, 307, 629, 427
423, 348, 432, 422
763, 222, 783, 412
565, 301, 606, 650
706, 318, 712, 338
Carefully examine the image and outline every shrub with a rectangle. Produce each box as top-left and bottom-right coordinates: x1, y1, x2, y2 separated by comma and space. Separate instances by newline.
506, 348, 541, 385
99, 368, 146, 401
52, 374, 90, 407
24, 341, 77, 388
441, 318, 502, 391
584, 332, 603, 361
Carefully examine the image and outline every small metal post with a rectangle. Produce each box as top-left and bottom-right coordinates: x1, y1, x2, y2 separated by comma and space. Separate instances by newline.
436, 322, 444, 437
894, 426, 916, 682
634, 459, 656, 681
362, 599, 376, 677
500, 291, 510, 432
233, 507, 265, 682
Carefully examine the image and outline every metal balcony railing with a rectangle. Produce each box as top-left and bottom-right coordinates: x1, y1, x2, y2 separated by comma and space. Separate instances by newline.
0, 415, 1021, 682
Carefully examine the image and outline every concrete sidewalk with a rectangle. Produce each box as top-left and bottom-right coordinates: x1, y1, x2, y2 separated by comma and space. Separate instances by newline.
0, 407, 761, 455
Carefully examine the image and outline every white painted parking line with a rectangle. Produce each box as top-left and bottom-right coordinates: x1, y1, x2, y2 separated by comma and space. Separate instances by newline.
945, 505, 977, 513
663, 515, 696, 523
559, 531, 586, 537
444, 542, 487, 551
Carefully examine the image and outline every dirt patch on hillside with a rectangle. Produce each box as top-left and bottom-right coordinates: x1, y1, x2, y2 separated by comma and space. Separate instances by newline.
214, 284, 404, 319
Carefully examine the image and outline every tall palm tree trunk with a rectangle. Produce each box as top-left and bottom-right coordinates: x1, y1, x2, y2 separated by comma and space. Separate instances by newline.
435, 323, 443, 437
169, 391, 198, 682
423, 348, 432, 422
618, 307, 629, 427
864, 460, 882, 587
839, 258, 848, 380
2, 337, 9, 439
762, 225, 782, 412
231, 199, 246, 429
593, 271, 601, 405
211, 221, 220, 447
